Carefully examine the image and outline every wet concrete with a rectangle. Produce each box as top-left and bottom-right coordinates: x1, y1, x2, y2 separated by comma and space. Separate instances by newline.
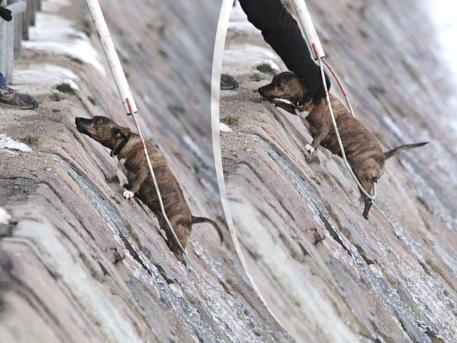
220, 1, 457, 342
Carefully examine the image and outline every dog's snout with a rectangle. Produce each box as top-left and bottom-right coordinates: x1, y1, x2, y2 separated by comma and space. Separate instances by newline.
258, 86, 267, 97
75, 117, 93, 134
75, 117, 91, 126
258, 83, 277, 100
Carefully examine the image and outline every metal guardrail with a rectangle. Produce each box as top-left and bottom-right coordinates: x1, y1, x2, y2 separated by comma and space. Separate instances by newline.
0, 0, 42, 84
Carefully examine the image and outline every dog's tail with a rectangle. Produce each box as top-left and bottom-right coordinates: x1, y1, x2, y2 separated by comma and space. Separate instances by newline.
190, 216, 224, 243
384, 142, 429, 161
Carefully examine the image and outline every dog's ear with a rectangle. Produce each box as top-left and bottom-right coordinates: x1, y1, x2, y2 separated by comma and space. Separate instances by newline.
115, 126, 131, 138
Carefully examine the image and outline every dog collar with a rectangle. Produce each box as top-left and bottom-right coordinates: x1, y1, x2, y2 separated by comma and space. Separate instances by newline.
271, 97, 306, 113
110, 131, 132, 157
272, 98, 296, 107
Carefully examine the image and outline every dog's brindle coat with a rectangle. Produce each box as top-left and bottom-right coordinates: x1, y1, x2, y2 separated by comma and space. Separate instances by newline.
258, 72, 428, 219
75, 116, 223, 262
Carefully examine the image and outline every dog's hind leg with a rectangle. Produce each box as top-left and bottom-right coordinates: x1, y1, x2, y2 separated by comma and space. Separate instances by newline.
157, 215, 189, 263
167, 224, 189, 263
363, 198, 373, 220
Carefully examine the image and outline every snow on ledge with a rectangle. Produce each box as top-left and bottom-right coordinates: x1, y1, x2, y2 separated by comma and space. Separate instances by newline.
0, 208, 12, 225
15, 64, 80, 90
220, 123, 233, 133
0, 134, 32, 153
23, 0, 105, 75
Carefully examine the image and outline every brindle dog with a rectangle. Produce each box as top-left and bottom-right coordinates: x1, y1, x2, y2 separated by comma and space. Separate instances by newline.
258, 72, 428, 219
75, 116, 223, 262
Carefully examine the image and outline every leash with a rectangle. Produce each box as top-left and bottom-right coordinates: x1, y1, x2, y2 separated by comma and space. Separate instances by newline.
317, 57, 376, 200
85, 0, 187, 255
291, 0, 376, 201
322, 59, 357, 120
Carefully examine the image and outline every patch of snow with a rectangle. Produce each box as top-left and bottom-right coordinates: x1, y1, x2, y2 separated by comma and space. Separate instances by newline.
0, 134, 32, 153
220, 122, 233, 133
228, 20, 256, 32
228, 2, 258, 33
23, 10, 105, 75
0, 208, 11, 225
223, 44, 281, 73
226, 1, 287, 77
15, 64, 80, 89
63, 79, 80, 91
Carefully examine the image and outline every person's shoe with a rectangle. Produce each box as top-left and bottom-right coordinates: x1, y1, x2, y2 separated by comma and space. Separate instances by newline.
220, 74, 239, 90
0, 87, 38, 110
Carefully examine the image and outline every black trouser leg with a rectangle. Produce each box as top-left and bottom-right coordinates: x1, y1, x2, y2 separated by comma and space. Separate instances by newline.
239, 0, 328, 102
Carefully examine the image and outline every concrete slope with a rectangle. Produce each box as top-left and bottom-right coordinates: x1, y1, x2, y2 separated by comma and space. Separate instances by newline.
220, 2, 457, 342
0, 0, 290, 342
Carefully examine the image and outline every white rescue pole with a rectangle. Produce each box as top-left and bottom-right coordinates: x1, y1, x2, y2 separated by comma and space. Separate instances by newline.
85, 0, 137, 115
291, 0, 325, 60
290, 0, 376, 201
84, 0, 187, 254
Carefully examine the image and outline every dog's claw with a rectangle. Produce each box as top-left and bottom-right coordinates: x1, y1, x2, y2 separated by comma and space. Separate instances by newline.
123, 190, 135, 200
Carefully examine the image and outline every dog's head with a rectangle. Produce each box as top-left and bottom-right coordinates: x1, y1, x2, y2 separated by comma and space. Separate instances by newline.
75, 116, 131, 152
258, 72, 307, 113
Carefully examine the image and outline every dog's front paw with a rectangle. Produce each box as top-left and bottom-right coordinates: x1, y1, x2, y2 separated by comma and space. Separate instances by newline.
305, 144, 315, 154
304, 144, 315, 162
123, 190, 135, 200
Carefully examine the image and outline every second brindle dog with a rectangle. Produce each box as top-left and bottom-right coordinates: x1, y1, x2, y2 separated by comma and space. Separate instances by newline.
258, 72, 428, 219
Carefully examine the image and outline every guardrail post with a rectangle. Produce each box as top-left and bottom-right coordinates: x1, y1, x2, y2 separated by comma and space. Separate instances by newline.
1, 0, 28, 83
22, 0, 30, 39
29, 0, 36, 26
13, 8, 22, 57
0, 0, 7, 76
5, 13, 14, 83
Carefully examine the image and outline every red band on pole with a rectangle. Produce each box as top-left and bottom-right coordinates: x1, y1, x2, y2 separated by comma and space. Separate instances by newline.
126, 98, 133, 115
312, 43, 319, 59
